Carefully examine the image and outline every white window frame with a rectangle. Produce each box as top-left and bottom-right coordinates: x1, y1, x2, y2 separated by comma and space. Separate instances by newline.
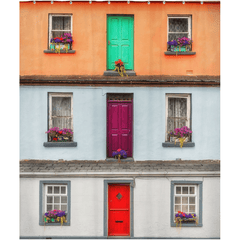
48, 14, 73, 49
174, 185, 198, 220
45, 185, 68, 213
48, 92, 73, 137
167, 16, 192, 42
165, 93, 191, 141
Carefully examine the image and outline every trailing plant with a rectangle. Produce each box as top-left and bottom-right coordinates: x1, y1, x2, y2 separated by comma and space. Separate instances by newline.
167, 37, 193, 52
44, 209, 67, 225
175, 211, 198, 228
113, 59, 128, 77
169, 126, 192, 148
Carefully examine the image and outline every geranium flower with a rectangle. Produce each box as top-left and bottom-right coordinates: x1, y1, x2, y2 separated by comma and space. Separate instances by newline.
117, 149, 122, 152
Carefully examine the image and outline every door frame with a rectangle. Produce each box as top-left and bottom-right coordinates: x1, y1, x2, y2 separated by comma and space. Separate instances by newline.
104, 180, 134, 238
106, 93, 134, 159
106, 14, 134, 70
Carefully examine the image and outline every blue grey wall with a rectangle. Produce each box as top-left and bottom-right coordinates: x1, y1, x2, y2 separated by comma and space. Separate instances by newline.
20, 86, 220, 160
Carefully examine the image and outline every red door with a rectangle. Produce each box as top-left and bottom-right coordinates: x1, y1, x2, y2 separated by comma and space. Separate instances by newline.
107, 100, 133, 158
108, 184, 130, 236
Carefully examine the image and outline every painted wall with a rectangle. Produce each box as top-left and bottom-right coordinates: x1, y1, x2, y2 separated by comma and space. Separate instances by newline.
20, 177, 220, 238
20, 86, 220, 160
20, 2, 220, 76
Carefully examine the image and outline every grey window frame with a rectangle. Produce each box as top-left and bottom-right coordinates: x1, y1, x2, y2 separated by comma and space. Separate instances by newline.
39, 180, 71, 226
171, 181, 203, 227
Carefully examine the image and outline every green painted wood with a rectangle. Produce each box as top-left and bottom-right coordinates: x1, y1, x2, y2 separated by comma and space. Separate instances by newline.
107, 16, 134, 70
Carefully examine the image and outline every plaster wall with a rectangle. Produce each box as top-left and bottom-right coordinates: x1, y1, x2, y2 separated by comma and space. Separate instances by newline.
20, 177, 220, 238
20, 2, 220, 76
20, 86, 220, 160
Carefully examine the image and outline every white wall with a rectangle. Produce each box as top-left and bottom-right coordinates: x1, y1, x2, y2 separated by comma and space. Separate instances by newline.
20, 177, 220, 238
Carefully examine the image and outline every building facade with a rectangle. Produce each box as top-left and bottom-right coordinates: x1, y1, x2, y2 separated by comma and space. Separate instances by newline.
20, 0, 220, 239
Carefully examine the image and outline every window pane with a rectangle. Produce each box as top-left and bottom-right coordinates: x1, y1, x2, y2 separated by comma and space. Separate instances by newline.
61, 205, 67, 212
175, 197, 181, 204
176, 186, 181, 194
168, 33, 189, 42
54, 205, 60, 210
61, 186, 66, 194
47, 186, 52, 194
61, 196, 67, 203
47, 205, 53, 211
52, 16, 71, 30
52, 117, 72, 130
169, 18, 188, 32
189, 197, 195, 204
190, 187, 195, 194
182, 205, 188, 212
54, 186, 60, 194
47, 196, 53, 203
54, 196, 60, 203
182, 187, 188, 194
189, 205, 195, 212
175, 205, 181, 212
182, 197, 188, 204
52, 97, 71, 117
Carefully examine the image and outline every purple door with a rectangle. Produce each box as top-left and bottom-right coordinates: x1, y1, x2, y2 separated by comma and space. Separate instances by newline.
107, 100, 133, 158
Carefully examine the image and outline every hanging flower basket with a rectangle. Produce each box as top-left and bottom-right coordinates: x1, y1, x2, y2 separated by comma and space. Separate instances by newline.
44, 210, 67, 225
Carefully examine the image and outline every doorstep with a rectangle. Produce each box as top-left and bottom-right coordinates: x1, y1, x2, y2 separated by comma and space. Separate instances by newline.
103, 70, 136, 76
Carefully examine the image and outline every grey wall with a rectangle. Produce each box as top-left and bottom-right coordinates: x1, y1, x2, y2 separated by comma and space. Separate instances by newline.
20, 177, 220, 238
20, 86, 220, 160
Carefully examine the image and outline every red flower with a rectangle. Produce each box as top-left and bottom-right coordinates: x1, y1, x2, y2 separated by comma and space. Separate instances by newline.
117, 149, 122, 152
59, 131, 62, 134
53, 138, 58, 141
115, 59, 123, 66
178, 211, 181, 213
182, 213, 185, 217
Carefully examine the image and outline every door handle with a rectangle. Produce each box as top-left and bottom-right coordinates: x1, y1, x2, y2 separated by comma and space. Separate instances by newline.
108, 40, 110, 45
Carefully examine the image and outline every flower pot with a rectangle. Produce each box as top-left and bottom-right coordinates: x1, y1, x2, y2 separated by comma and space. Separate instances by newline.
55, 43, 70, 50
50, 44, 55, 51
173, 46, 186, 52
170, 137, 189, 143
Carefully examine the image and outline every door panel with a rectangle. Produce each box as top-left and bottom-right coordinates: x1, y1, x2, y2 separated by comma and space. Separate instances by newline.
107, 101, 133, 158
108, 184, 130, 236
107, 16, 134, 70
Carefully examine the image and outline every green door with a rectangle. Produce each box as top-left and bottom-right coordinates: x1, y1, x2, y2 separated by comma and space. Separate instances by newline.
107, 15, 134, 70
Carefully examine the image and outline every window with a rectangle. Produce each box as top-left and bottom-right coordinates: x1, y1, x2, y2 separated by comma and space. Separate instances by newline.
167, 15, 192, 51
171, 181, 202, 227
48, 93, 73, 142
165, 94, 191, 142
48, 14, 72, 49
39, 181, 71, 226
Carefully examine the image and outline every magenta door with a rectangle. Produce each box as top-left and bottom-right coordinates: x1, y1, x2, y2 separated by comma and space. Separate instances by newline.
107, 100, 133, 158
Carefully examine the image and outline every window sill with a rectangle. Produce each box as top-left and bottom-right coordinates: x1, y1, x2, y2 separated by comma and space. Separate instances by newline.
43, 50, 76, 54
103, 70, 136, 76
171, 223, 202, 227
162, 142, 195, 147
39, 222, 70, 226
106, 157, 134, 162
164, 51, 196, 55
43, 142, 77, 147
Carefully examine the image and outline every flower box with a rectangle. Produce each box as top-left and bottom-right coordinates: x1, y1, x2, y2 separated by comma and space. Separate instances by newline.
44, 210, 67, 225
171, 46, 186, 52
46, 127, 73, 142
170, 136, 189, 143
50, 43, 71, 51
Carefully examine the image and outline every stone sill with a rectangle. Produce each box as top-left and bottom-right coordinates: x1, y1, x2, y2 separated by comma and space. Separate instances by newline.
171, 223, 202, 227
106, 158, 134, 162
164, 51, 196, 55
39, 222, 70, 226
44, 50, 76, 54
162, 142, 195, 147
43, 142, 77, 147
103, 70, 136, 76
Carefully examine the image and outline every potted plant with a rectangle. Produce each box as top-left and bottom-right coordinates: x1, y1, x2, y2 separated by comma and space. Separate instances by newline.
112, 149, 127, 162
167, 37, 193, 52
113, 59, 128, 77
50, 33, 73, 53
175, 211, 198, 227
169, 126, 192, 148
44, 209, 67, 225
46, 127, 73, 142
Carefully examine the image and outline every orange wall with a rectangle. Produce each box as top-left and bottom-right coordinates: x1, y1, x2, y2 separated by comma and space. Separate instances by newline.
20, 2, 220, 76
